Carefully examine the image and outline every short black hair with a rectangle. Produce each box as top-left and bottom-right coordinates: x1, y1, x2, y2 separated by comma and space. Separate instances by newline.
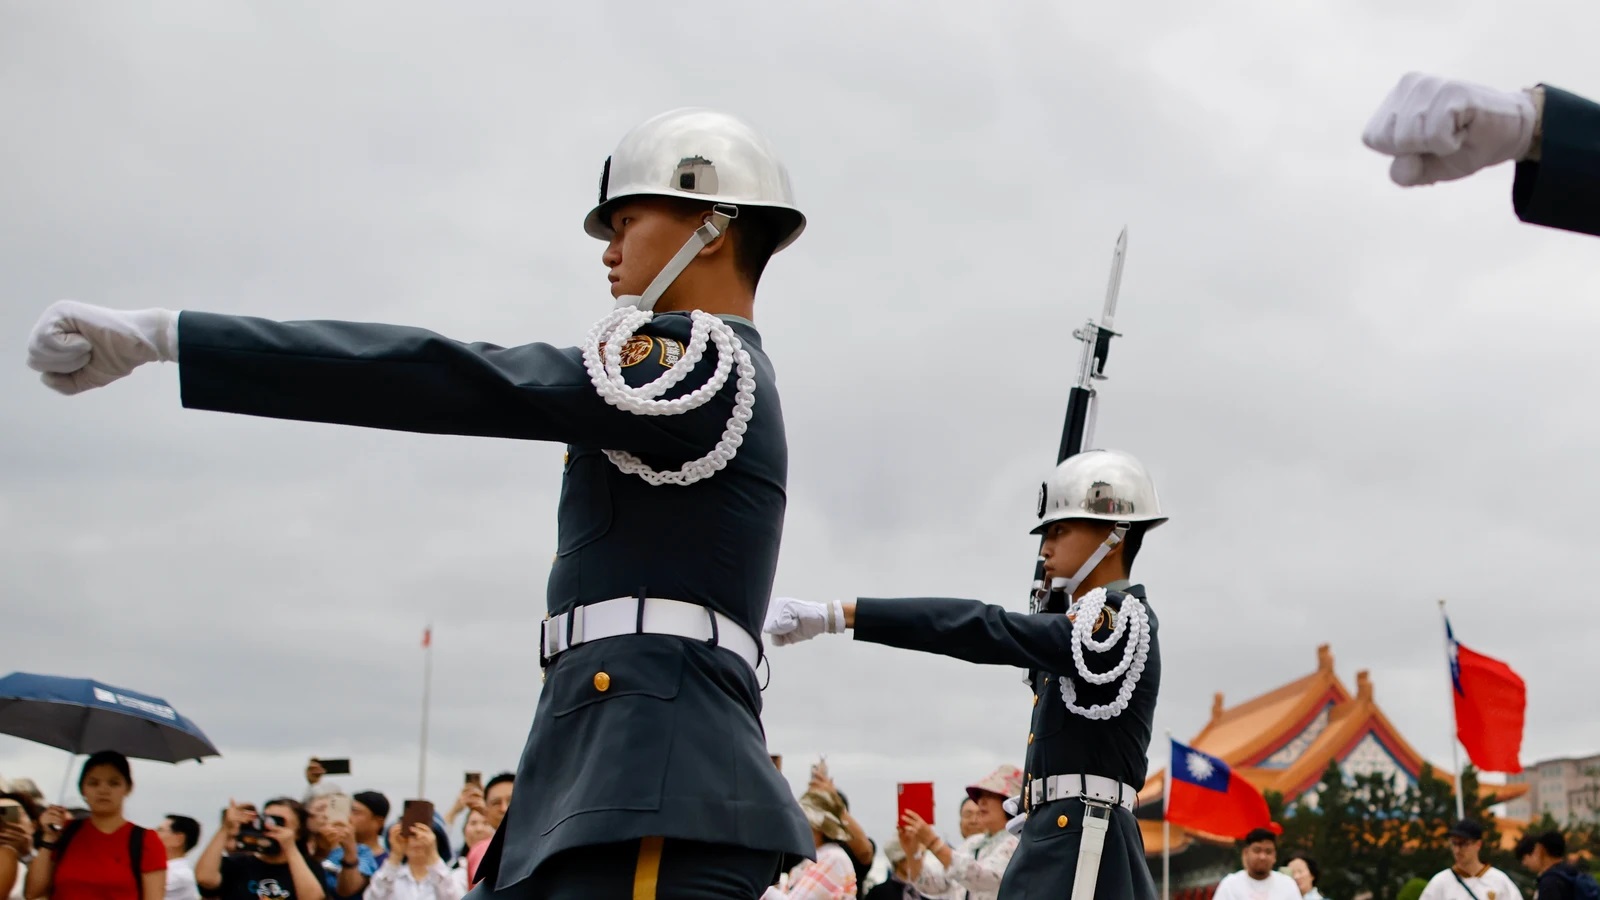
1517, 831, 1567, 858
166, 814, 201, 853
1121, 522, 1148, 574
1289, 855, 1320, 885
485, 773, 515, 797
728, 208, 783, 290
79, 750, 132, 790
1242, 827, 1278, 847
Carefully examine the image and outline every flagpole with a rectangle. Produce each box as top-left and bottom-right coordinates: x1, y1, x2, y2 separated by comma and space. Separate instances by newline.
1439, 599, 1466, 821
1163, 730, 1172, 900
418, 624, 433, 798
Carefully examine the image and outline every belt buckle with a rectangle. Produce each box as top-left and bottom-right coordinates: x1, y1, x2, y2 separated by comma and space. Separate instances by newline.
1081, 796, 1115, 821
539, 616, 553, 669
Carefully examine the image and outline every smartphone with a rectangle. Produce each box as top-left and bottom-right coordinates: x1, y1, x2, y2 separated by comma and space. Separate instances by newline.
464, 772, 482, 788
237, 814, 285, 855
897, 782, 935, 826
401, 800, 434, 832
326, 794, 352, 824
315, 758, 352, 776
0, 801, 22, 825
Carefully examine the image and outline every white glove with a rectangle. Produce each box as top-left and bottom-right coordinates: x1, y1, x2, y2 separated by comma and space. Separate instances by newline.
27, 300, 179, 395
762, 597, 846, 646
1362, 72, 1538, 187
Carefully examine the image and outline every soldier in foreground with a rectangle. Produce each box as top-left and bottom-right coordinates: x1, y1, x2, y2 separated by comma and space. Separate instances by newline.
25, 108, 813, 898
765, 448, 1167, 900
1362, 72, 1600, 237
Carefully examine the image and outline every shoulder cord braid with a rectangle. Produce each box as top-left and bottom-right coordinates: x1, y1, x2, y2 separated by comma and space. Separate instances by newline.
1057, 587, 1151, 720
580, 206, 754, 487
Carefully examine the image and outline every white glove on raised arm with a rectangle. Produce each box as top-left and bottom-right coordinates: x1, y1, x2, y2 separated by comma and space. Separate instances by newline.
27, 300, 179, 395
1362, 72, 1539, 186
762, 597, 847, 646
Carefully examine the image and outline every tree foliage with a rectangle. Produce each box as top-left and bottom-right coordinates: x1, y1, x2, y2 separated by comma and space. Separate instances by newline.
1269, 761, 1534, 900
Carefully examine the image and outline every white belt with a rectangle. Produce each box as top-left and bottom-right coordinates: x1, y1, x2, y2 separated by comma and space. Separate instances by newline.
1027, 774, 1138, 812
540, 597, 761, 672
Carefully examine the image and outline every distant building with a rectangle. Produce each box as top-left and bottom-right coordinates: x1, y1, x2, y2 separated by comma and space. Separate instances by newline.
1135, 645, 1529, 897
1506, 754, 1600, 823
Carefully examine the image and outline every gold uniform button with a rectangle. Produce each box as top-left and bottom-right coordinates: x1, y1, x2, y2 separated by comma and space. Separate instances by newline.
1057, 815, 1069, 828
1032, 694, 1039, 706
593, 672, 611, 692
1027, 733, 1034, 745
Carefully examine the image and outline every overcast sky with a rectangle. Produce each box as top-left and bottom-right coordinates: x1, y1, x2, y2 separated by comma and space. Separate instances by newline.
4, 0, 1599, 853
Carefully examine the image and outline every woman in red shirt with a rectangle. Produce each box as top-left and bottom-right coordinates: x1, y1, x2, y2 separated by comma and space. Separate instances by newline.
24, 750, 166, 900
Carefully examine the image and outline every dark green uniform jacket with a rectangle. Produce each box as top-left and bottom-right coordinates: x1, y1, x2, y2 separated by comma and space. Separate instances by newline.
1515, 85, 1600, 237
175, 309, 814, 889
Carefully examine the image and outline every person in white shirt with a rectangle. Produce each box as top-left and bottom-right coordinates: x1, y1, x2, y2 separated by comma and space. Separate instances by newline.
367, 822, 461, 900
1214, 828, 1302, 900
1420, 820, 1520, 900
155, 815, 201, 900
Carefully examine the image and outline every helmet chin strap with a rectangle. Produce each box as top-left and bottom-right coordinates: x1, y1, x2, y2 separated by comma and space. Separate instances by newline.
1048, 522, 1130, 602
614, 205, 737, 312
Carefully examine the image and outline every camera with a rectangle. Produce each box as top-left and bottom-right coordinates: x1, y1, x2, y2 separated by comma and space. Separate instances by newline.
236, 813, 286, 855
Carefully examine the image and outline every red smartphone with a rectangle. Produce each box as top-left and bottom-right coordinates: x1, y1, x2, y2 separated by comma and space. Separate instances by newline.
897, 782, 935, 825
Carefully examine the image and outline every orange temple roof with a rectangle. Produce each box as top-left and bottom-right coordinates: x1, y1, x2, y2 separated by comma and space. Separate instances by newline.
1137, 644, 1527, 855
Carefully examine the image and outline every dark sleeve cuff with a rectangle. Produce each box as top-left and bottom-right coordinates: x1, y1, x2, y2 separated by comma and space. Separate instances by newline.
1513, 85, 1600, 237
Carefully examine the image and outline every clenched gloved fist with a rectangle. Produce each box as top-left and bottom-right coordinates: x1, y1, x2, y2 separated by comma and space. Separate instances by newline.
762, 597, 847, 646
1362, 72, 1538, 187
27, 300, 179, 395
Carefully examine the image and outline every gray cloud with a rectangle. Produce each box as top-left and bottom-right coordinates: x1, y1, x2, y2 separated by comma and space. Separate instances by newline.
3, 0, 1598, 851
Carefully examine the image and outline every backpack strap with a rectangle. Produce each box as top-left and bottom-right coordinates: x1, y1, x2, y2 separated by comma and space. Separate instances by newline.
128, 825, 145, 890
52, 817, 87, 862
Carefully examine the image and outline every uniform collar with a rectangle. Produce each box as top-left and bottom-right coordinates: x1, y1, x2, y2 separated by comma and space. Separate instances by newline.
1101, 579, 1132, 593
715, 313, 755, 328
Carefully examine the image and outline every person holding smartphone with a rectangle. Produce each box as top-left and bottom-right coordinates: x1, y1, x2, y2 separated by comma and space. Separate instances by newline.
1, 794, 40, 900
368, 822, 461, 900
195, 799, 324, 900
24, 751, 166, 900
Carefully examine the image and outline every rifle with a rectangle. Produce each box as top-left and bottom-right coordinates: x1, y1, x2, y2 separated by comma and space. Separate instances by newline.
1028, 227, 1128, 615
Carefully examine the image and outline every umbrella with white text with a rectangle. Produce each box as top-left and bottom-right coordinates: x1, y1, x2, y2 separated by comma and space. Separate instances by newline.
0, 672, 220, 764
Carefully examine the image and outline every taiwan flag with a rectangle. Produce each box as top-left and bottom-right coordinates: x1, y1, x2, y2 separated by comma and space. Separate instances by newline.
1166, 738, 1271, 839
1447, 617, 1526, 774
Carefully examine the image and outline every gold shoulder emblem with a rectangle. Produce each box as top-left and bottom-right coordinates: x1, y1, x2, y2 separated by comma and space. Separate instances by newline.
598, 335, 654, 367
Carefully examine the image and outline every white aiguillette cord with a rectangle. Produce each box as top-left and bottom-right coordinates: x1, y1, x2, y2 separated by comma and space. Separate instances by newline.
581, 205, 756, 487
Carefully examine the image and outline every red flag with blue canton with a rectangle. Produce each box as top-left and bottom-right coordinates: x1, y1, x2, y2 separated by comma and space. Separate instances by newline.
1446, 617, 1525, 773
1166, 737, 1271, 839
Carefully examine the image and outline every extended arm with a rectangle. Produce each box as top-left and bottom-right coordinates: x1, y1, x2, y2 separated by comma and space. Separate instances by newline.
174, 312, 730, 453
1513, 85, 1600, 237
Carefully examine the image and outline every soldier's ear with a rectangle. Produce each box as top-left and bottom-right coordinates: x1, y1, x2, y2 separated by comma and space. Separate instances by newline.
696, 215, 731, 258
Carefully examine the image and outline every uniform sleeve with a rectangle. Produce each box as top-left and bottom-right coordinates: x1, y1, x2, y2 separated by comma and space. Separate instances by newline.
1513, 85, 1600, 237
853, 596, 1146, 679
176, 312, 732, 455
944, 834, 1016, 895
141, 830, 169, 872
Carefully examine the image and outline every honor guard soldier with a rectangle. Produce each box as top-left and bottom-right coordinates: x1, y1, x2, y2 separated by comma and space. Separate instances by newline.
765, 449, 1168, 900
25, 108, 815, 898
1363, 72, 1600, 238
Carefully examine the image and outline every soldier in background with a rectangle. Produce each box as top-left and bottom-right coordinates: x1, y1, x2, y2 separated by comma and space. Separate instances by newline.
766, 449, 1168, 900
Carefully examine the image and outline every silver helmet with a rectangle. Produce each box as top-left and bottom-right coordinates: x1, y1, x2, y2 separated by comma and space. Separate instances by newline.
1031, 449, 1167, 535
584, 107, 805, 252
